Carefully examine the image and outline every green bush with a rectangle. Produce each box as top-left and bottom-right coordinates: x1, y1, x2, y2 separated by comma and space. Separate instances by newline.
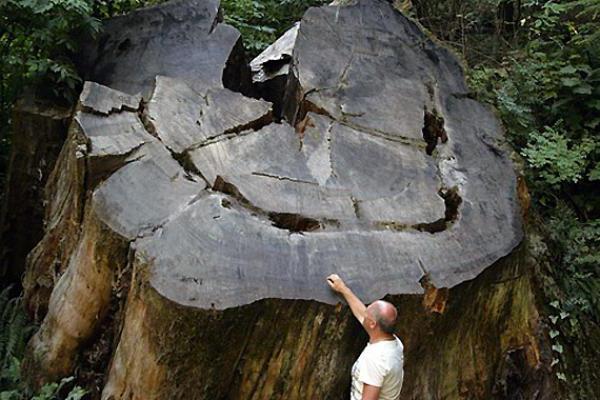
0, 0, 101, 102
0, 287, 86, 400
221, 0, 327, 57
467, 1, 600, 201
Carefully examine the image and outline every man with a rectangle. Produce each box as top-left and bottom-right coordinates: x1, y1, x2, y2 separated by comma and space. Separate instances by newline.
327, 274, 404, 400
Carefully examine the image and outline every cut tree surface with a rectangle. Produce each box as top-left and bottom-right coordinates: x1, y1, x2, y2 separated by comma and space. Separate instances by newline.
22, 0, 534, 398
77, 0, 248, 97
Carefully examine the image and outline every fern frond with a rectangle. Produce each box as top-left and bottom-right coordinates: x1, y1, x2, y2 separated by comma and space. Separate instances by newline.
0, 286, 10, 309
0, 288, 15, 366
0, 293, 33, 371
4, 300, 27, 367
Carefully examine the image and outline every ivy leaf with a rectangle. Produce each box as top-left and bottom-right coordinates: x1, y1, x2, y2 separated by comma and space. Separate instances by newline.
65, 387, 87, 400
588, 164, 600, 181
573, 83, 593, 94
550, 329, 560, 338
552, 343, 564, 354
561, 77, 580, 87
559, 65, 578, 74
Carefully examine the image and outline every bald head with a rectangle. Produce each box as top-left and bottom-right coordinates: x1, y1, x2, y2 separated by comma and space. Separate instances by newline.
367, 300, 398, 334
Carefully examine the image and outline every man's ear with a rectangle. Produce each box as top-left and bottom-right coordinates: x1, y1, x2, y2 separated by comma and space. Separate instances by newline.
367, 319, 376, 330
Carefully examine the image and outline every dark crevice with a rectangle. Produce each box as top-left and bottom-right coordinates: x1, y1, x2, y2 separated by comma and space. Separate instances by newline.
171, 152, 211, 186
221, 110, 274, 136
211, 7, 223, 33
188, 110, 274, 152
441, 186, 462, 222
85, 143, 147, 190
188, 130, 255, 151
138, 76, 274, 189
351, 196, 361, 219
211, 172, 463, 234
422, 107, 448, 155
222, 37, 253, 97
138, 101, 210, 185
294, 99, 334, 134
138, 100, 158, 138
267, 213, 320, 232
413, 186, 462, 233
213, 175, 321, 233
80, 102, 139, 117
252, 75, 289, 121
251, 172, 317, 185
281, 64, 303, 124
213, 171, 462, 234
413, 219, 446, 233
262, 55, 292, 73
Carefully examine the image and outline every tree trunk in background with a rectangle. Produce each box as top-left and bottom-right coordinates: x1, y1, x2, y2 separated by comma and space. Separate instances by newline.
0, 98, 71, 292
10, 0, 564, 398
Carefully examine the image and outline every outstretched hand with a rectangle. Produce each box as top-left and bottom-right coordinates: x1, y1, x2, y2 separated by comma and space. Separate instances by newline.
326, 274, 366, 324
326, 274, 347, 294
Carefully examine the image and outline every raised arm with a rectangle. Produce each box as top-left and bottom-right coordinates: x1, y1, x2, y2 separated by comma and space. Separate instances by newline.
326, 274, 367, 324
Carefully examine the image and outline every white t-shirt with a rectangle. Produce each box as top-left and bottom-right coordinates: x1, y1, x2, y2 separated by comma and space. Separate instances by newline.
350, 335, 404, 400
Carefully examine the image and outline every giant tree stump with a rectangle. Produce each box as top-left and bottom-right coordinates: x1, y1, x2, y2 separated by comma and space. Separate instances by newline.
22, 1, 555, 399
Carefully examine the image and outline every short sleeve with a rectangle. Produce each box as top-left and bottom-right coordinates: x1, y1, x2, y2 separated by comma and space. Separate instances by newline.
357, 350, 386, 387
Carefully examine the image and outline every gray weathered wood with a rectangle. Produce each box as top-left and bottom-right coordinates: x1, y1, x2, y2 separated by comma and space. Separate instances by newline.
145, 76, 272, 154
78, 0, 246, 97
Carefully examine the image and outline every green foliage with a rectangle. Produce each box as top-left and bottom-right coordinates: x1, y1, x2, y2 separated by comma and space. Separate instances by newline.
0, 287, 33, 374
0, 373, 87, 400
0, 288, 86, 400
464, 0, 600, 206
91, 0, 165, 19
0, 0, 101, 102
522, 121, 595, 187
542, 206, 600, 394
28, 377, 86, 400
469, 52, 599, 196
221, 0, 327, 57
547, 207, 600, 315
